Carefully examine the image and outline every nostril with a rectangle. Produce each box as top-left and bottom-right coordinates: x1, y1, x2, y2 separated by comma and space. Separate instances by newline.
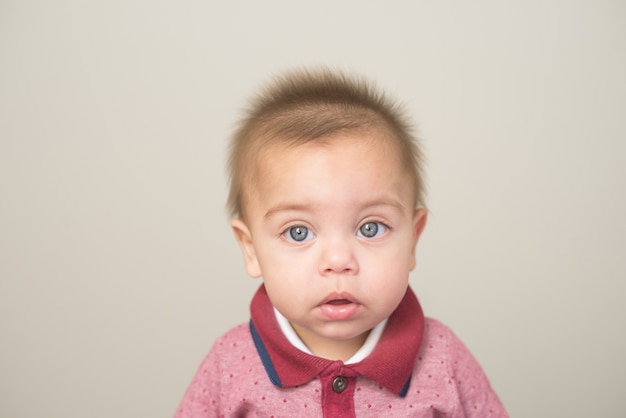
322, 264, 357, 275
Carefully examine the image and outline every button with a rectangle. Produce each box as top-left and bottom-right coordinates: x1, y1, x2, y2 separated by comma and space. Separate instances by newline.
332, 376, 348, 393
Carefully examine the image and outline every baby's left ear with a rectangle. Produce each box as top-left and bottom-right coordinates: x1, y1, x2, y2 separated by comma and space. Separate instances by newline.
410, 208, 428, 269
231, 219, 262, 278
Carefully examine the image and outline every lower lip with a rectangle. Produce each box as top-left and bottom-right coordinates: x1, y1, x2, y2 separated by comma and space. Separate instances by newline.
319, 302, 360, 320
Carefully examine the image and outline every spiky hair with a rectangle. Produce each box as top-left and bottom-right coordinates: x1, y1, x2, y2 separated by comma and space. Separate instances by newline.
227, 68, 425, 218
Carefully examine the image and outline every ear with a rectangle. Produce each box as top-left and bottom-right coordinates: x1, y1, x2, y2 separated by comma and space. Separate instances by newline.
230, 219, 262, 278
409, 208, 428, 271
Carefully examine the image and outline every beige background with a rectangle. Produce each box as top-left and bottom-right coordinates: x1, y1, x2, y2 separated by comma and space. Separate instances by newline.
1, 1, 625, 417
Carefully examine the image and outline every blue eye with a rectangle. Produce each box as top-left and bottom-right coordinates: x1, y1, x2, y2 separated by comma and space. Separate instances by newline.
284, 225, 314, 242
358, 222, 388, 238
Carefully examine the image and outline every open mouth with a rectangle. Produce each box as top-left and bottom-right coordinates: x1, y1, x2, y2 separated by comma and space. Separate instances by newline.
326, 299, 352, 305
320, 292, 357, 306
319, 294, 360, 320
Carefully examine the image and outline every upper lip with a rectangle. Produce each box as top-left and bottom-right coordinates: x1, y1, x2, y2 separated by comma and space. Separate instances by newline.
319, 292, 359, 305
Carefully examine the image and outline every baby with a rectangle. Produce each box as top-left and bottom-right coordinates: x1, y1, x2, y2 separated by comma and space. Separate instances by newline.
175, 69, 508, 417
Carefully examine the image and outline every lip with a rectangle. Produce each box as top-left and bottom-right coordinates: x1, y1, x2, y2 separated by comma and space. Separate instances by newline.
318, 292, 361, 320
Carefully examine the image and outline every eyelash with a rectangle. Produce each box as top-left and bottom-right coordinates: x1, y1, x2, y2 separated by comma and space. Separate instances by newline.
357, 221, 390, 239
281, 224, 315, 243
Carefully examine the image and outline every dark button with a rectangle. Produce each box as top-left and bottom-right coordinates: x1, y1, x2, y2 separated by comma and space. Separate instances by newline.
332, 376, 348, 393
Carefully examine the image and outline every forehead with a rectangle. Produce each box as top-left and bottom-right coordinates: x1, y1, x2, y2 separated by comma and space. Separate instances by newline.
244, 131, 415, 211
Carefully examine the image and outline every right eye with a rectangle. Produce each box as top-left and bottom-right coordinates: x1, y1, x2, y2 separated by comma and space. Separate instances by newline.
283, 225, 315, 243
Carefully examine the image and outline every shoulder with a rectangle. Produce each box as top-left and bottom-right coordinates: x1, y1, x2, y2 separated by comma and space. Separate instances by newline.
419, 317, 484, 377
417, 317, 509, 417
423, 317, 452, 337
186, 323, 256, 390
209, 323, 252, 355
421, 317, 474, 357
175, 322, 269, 417
419, 317, 457, 357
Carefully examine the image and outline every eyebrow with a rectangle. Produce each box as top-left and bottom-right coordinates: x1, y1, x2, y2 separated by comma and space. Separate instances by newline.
263, 198, 407, 219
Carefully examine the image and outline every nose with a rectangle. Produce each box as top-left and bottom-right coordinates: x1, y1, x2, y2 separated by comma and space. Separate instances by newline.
318, 237, 359, 276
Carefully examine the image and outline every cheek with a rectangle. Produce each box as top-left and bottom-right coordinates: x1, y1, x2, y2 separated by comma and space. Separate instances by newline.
367, 259, 410, 305
257, 245, 305, 275
360, 244, 413, 288
257, 248, 316, 294
366, 238, 415, 270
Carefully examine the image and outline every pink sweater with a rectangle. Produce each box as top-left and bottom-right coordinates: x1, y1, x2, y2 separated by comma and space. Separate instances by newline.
175, 286, 508, 417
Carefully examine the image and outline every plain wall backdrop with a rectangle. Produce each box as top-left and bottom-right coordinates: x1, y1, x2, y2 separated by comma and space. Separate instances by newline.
1, 1, 625, 417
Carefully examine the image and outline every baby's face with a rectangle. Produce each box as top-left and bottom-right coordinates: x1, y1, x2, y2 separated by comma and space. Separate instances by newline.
232, 131, 426, 359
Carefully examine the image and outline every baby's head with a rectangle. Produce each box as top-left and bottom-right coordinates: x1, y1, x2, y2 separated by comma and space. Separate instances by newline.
227, 68, 425, 221
227, 68, 428, 360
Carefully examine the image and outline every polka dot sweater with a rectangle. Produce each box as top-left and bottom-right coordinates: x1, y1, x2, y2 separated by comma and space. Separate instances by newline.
175, 286, 508, 417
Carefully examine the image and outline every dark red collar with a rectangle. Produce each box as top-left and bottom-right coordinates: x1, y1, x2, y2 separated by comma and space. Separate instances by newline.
249, 285, 424, 396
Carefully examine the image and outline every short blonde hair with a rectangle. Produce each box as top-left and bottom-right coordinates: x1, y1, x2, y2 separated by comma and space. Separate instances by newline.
227, 68, 425, 219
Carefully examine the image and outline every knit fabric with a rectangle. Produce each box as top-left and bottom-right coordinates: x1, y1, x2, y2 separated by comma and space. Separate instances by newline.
175, 286, 508, 417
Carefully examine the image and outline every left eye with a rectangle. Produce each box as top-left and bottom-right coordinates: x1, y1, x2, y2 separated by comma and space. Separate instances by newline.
358, 222, 388, 238
283, 225, 316, 243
